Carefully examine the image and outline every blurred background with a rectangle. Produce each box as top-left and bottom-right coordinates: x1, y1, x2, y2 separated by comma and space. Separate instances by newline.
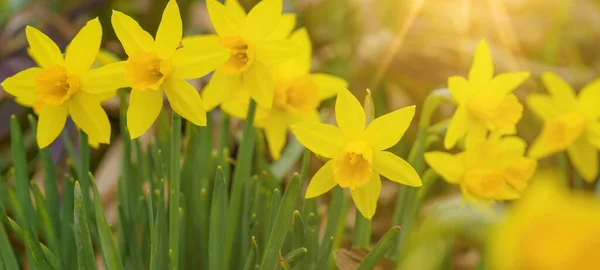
0, 0, 597, 268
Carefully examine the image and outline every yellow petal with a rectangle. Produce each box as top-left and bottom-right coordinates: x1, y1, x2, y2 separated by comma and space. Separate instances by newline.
424, 152, 464, 184
37, 105, 69, 148
503, 157, 536, 192
171, 45, 229, 79
127, 89, 163, 139
25, 26, 63, 67
81, 61, 129, 94
468, 40, 493, 86
65, 18, 101, 75
163, 77, 207, 126
111, 10, 155, 56
350, 173, 381, 220
240, 0, 281, 42
221, 93, 251, 120
155, 0, 182, 59
541, 72, 577, 108
491, 94, 523, 130
526, 93, 560, 121
203, 70, 241, 111
587, 121, 600, 149
290, 122, 344, 158
1, 67, 41, 102
207, 0, 242, 36
373, 151, 422, 187
245, 62, 274, 109
264, 117, 287, 160
69, 93, 111, 144
527, 136, 559, 159
448, 76, 469, 104
490, 72, 530, 95
567, 136, 599, 182
266, 13, 297, 40
578, 78, 600, 119
312, 73, 347, 100
305, 160, 336, 198
365, 105, 415, 150
225, 0, 247, 21
255, 39, 300, 65
335, 89, 365, 140
444, 104, 468, 149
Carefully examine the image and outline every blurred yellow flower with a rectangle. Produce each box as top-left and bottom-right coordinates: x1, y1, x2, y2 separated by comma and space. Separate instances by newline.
291, 89, 422, 219
445, 40, 530, 149
220, 28, 348, 159
488, 181, 600, 270
187, 0, 300, 111
1, 18, 113, 148
527, 72, 600, 182
425, 132, 536, 202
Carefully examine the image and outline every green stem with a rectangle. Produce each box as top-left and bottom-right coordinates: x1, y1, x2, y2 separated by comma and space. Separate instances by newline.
557, 151, 569, 187
169, 113, 182, 270
352, 209, 371, 248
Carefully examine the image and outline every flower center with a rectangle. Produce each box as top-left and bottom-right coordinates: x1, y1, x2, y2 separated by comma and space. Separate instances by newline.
219, 36, 254, 74
34, 65, 80, 106
273, 76, 320, 113
540, 111, 585, 150
463, 168, 507, 199
125, 52, 171, 90
466, 93, 522, 129
333, 140, 373, 189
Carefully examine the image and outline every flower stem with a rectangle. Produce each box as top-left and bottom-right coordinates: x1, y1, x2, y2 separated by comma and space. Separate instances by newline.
169, 113, 182, 270
557, 151, 569, 187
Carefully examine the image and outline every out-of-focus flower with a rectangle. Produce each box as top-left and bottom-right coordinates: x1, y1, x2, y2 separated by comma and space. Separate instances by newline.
527, 72, 600, 182
445, 40, 530, 149
221, 28, 347, 159
186, 0, 300, 111
2, 18, 114, 148
291, 89, 422, 219
425, 132, 536, 203
488, 180, 600, 270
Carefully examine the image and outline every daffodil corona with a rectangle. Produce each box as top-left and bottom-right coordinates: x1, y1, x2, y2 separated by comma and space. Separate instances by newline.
527, 72, 600, 182
445, 40, 530, 149
2, 18, 115, 148
291, 89, 422, 219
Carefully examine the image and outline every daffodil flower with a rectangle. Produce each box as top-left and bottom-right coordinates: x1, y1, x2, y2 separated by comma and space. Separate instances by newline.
489, 181, 600, 269
1, 18, 113, 148
291, 89, 422, 219
187, 0, 300, 111
445, 40, 530, 149
425, 132, 536, 202
527, 72, 600, 182
220, 28, 348, 159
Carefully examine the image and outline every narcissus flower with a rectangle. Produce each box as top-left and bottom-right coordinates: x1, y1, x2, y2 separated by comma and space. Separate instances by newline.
190, 0, 300, 110
1, 18, 114, 148
425, 132, 536, 202
291, 89, 422, 219
221, 28, 347, 159
445, 40, 530, 149
527, 72, 600, 182
488, 181, 600, 270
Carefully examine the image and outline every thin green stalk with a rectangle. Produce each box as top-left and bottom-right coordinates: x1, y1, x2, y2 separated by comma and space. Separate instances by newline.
31, 183, 59, 254
352, 209, 371, 248
78, 130, 92, 217
169, 113, 182, 270
74, 182, 96, 270
209, 168, 228, 270
242, 237, 258, 270
0, 203, 19, 269
357, 226, 401, 270
557, 152, 569, 187
90, 174, 124, 270
10, 116, 37, 232
280, 247, 307, 268
61, 176, 77, 270
316, 237, 333, 270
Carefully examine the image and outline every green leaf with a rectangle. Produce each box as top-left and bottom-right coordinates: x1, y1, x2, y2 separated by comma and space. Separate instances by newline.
352, 209, 371, 248
242, 237, 258, 270
358, 226, 401, 270
0, 204, 19, 269
74, 182, 96, 270
291, 211, 304, 249
280, 247, 307, 269
61, 176, 77, 269
316, 236, 334, 270
10, 116, 37, 233
169, 113, 182, 270
267, 188, 281, 238
31, 183, 59, 255
90, 174, 124, 270
209, 167, 228, 270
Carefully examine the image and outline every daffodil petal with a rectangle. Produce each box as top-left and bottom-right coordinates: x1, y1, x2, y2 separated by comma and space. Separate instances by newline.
155, 0, 182, 59
305, 160, 336, 198
65, 18, 101, 75
171, 45, 229, 79
567, 136, 599, 182
468, 40, 493, 86
245, 62, 274, 109
225, 0, 246, 21
587, 121, 600, 149
335, 89, 365, 139
526, 93, 560, 121
203, 70, 240, 111
365, 105, 415, 150
69, 93, 111, 144
312, 73, 347, 100
266, 13, 296, 40
448, 76, 469, 104
221, 94, 251, 120
264, 118, 287, 160
163, 78, 207, 126
490, 72, 530, 95
127, 89, 163, 139
541, 72, 577, 107
290, 122, 344, 158
25, 26, 63, 67
82, 61, 129, 94
37, 105, 68, 148
579, 78, 600, 119
207, 0, 242, 36
351, 173, 381, 220
527, 134, 560, 159
111, 10, 155, 56
444, 104, 468, 149
424, 152, 464, 184
373, 151, 422, 187
255, 39, 300, 65
240, 0, 281, 42
1, 67, 41, 102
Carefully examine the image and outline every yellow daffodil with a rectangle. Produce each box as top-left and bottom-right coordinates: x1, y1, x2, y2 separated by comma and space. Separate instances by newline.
425, 132, 536, 202
527, 72, 600, 182
187, 0, 300, 111
220, 28, 348, 159
445, 40, 530, 149
1, 18, 114, 148
488, 181, 600, 270
291, 89, 422, 219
